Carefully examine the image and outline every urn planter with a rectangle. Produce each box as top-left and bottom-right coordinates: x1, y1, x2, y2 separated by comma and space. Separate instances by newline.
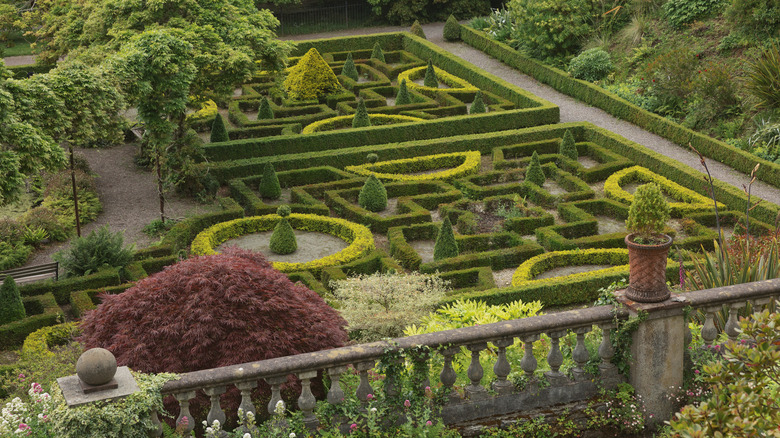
625, 233, 673, 303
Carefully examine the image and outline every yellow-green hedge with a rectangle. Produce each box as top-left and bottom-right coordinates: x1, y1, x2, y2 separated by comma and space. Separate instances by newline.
190, 214, 375, 273
186, 99, 218, 124
397, 66, 479, 96
345, 151, 481, 181
511, 248, 632, 286
301, 114, 424, 134
21, 322, 81, 360
604, 166, 725, 217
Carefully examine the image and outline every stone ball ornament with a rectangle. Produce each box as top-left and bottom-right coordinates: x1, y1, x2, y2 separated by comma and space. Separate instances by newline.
76, 348, 118, 386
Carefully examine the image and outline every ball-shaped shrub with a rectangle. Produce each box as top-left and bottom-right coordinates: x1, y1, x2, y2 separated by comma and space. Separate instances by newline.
626, 183, 671, 242
443, 15, 461, 41
524, 150, 546, 186
568, 48, 613, 82
358, 175, 388, 212
209, 113, 229, 143
366, 153, 379, 164
276, 204, 291, 217
342, 52, 359, 82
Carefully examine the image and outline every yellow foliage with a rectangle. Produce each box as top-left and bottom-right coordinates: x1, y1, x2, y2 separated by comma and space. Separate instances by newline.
283, 48, 342, 101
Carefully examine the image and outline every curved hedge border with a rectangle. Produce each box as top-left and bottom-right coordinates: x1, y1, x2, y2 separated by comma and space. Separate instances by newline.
345, 151, 481, 181
511, 248, 631, 286
604, 166, 725, 216
0, 293, 61, 349
397, 66, 479, 97
302, 114, 424, 134
21, 322, 81, 360
190, 214, 375, 273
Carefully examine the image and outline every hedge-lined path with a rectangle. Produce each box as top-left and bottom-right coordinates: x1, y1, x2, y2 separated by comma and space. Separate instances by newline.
287, 23, 780, 209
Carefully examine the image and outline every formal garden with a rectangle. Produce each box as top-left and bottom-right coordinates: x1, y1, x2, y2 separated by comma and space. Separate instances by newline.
1, 0, 780, 436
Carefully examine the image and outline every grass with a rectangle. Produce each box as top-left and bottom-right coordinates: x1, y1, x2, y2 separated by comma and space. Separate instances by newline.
0, 190, 35, 220
1, 31, 33, 57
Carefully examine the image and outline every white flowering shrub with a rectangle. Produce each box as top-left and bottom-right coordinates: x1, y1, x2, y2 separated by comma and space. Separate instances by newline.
0, 381, 53, 436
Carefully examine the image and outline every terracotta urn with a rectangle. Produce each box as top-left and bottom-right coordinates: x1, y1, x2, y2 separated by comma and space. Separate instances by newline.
625, 233, 673, 303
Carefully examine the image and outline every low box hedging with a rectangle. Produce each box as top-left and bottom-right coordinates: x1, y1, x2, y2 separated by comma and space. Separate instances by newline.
345, 151, 481, 182
439, 266, 497, 295
139, 255, 178, 275
120, 261, 147, 282
133, 245, 174, 261
439, 195, 554, 235
320, 249, 404, 289
396, 65, 479, 99
459, 25, 780, 191
18, 268, 122, 304
228, 100, 336, 128
555, 143, 635, 183
337, 63, 392, 91
0, 293, 61, 349
287, 271, 331, 300
302, 114, 425, 134
420, 237, 544, 273
20, 322, 81, 360
70, 283, 135, 318
160, 196, 245, 252
511, 248, 632, 285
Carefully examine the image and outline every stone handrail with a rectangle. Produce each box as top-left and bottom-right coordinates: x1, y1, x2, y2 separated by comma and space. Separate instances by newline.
155, 304, 628, 435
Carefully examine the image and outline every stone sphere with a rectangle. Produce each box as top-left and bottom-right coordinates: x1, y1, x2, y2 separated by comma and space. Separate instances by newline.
76, 348, 117, 386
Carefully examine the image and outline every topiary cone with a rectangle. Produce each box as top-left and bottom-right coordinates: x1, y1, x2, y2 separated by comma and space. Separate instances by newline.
411, 20, 427, 39
434, 216, 459, 261
358, 175, 387, 212
210, 114, 229, 143
371, 42, 385, 63
342, 52, 359, 82
525, 150, 545, 186
559, 129, 577, 161
470, 90, 486, 114
443, 15, 461, 42
396, 79, 411, 106
352, 97, 371, 128
270, 217, 297, 255
258, 97, 274, 120
0, 276, 26, 325
424, 60, 438, 88
259, 162, 282, 200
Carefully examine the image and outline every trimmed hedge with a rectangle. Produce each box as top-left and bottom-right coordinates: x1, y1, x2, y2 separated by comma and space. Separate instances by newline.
18, 268, 122, 305
20, 322, 81, 360
70, 283, 135, 318
345, 151, 481, 182
320, 249, 404, 290
302, 114, 424, 134
511, 248, 632, 285
439, 266, 496, 295
132, 245, 174, 261
139, 255, 178, 275
160, 196, 245, 252
440, 195, 555, 235
0, 293, 61, 349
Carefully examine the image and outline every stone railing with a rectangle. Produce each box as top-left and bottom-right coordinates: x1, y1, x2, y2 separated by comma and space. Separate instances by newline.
153, 304, 628, 435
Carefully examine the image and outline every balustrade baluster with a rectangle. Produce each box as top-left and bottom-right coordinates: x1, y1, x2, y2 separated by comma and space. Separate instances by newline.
355, 361, 375, 402
173, 390, 196, 434
571, 327, 590, 381
383, 356, 403, 399
545, 330, 568, 385
327, 366, 347, 405
235, 380, 258, 429
492, 338, 514, 395
465, 342, 488, 400
297, 370, 319, 431
598, 324, 617, 378
203, 386, 227, 430
701, 308, 718, 346
724, 304, 742, 341
149, 410, 162, 438
439, 347, 460, 403
520, 334, 539, 391
266, 376, 288, 416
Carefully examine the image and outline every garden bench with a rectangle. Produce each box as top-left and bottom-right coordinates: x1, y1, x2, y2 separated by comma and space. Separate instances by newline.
0, 262, 59, 285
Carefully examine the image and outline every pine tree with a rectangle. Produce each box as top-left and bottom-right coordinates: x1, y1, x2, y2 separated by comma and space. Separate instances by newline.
358, 175, 388, 212
525, 151, 546, 186
342, 52, 359, 82
371, 42, 385, 63
470, 90, 486, 114
424, 60, 439, 88
257, 97, 274, 120
559, 129, 578, 161
410, 20, 427, 39
210, 114, 229, 143
352, 97, 371, 128
443, 15, 461, 42
0, 276, 26, 325
270, 205, 297, 255
434, 217, 459, 261
396, 79, 412, 106
259, 162, 282, 200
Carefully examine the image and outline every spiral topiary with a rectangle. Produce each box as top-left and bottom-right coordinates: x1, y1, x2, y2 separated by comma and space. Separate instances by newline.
525, 150, 546, 186
470, 90, 486, 114
395, 79, 412, 106
443, 15, 461, 42
0, 276, 25, 324
270, 206, 297, 255
259, 162, 282, 200
258, 96, 274, 120
411, 20, 427, 39
371, 42, 385, 63
559, 129, 578, 161
434, 216, 459, 261
342, 52, 359, 82
424, 60, 439, 88
352, 97, 371, 128
358, 175, 388, 212
209, 113, 229, 143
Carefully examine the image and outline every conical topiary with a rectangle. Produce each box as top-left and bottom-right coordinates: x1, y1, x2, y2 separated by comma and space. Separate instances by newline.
270, 205, 297, 255
470, 90, 486, 114
396, 79, 411, 106
559, 129, 578, 161
342, 52, 359, 82
0, 276, 26, 325
259, 162, 282, 200
283, 48, 342, 101
371, 42, 385, 63
258, 97, 274, 120
358, 175, 387, 212
210, 114, 229, 143
352, 97, 371, 128
443, 15, 461, 42
525, 151, 546, 186
424, 60, 438, 88
434, 217, 459, 261
411, 20, 427, 39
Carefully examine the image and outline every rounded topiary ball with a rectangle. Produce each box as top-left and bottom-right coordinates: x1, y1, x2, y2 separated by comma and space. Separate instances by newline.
277, 205, 292, 217
358, 175, 388, 212
366, 153, 379, 164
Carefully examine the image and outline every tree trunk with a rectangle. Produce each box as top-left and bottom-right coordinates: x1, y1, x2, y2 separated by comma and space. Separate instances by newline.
156, 149, 165, 222
69, 144, 81, 237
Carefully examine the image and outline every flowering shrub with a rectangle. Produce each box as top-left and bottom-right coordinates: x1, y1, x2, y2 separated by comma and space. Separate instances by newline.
586, 383, 647, 434
344, 151, 481, 182
0, 382, 54, 437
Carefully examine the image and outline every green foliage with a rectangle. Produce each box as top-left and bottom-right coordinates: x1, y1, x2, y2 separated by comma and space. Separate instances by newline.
559, 129, 578, 161
470, 90, 486, 114
433, 216, 459, 261
410, 20, 426, 39
0, 276, 26, 324
269, 217, 297, 255
0, 151, 25, 205
259, 162, 282, 200
0, 241, 32, 271
331, 272, 449, 340
366, 0, 489, 25
684, 237, 779, 290
257, 96, 274, 120
371, 42, 386, 63
643, 48, 697, 116
404, 298, 542, 334
524, 150, 545, 186
284, 48, 341, 101
568, 48, 613, 82
366, 153, 379, 164
352, 97, 372, 128
669, 305, 780, 436
210, 114, 229, 143
625, 183, 671, 241
726, 0, 780, 40
276, 204, 291, 217
342, 52, 359, 82
358, 175, 388, 212
443, 15, 461, 41
423, 60, 439, 88
395, 79, 412, 105
142, 218, 177, 237
663, 0, 728, 28
53, 225, 135, 277
747, 44, 780, 111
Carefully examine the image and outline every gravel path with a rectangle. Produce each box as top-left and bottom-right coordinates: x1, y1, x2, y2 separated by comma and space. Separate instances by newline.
2, 55, 35, 66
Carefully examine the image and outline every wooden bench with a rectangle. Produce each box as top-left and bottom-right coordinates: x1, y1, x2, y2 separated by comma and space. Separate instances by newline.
0, 262, 59, 285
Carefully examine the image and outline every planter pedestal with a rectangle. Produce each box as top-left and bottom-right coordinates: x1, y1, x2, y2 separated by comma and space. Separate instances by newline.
625, 234, 672, 303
